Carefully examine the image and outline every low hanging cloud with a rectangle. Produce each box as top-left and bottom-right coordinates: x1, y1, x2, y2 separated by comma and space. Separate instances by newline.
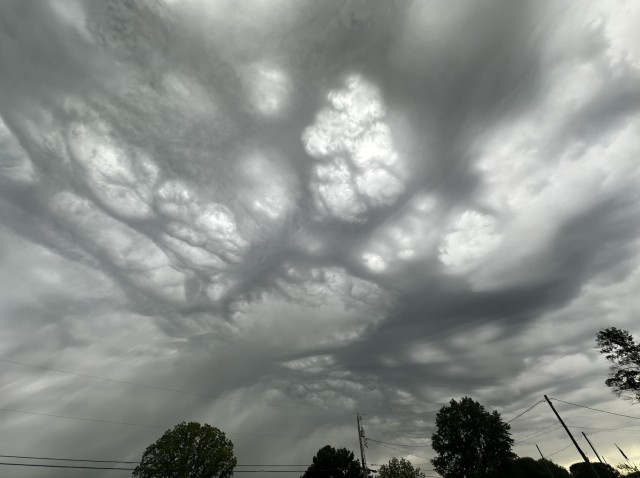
1, 0, 640, 476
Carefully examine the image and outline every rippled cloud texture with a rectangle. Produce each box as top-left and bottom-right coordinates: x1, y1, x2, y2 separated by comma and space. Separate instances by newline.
1, 1, 640, 476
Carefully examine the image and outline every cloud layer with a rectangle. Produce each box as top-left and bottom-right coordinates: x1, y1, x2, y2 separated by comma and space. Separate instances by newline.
1, 1, 640, 476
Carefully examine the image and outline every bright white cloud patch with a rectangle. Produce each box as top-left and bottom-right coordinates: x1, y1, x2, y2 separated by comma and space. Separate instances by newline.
439, 211, 502, 271
303, 74, 406, 222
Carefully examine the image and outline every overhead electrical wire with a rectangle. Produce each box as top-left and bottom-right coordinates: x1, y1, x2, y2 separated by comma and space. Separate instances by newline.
0, 454, 317, 468
0, 406, 350, 440
0, 459, 367, 474
0, 357, 324, 412
506, 400, 544, 423
0, 357, 440, 418
0, 464, 316, 473
514, 425, 564, 444
513, 422, 559, 442
0, 406, 163, 429
549, 397, 640, 420
368, 437, 428, 447
12, 356, 637, 471
369, 439, 430, 460
546, 443, 574, 458
568, 425, 640, 434
0, 454, 137, 464
0, 462, 134, 471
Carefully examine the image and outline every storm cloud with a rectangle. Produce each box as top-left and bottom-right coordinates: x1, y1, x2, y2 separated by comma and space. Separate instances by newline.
1, 1, 640, 476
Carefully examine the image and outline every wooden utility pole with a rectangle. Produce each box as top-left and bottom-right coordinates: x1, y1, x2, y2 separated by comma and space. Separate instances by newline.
582, 432, 603, 464
357, 413, 368, 478
536, 444, 555, 478
543, 395, 600, 478
616, 443, 639, 471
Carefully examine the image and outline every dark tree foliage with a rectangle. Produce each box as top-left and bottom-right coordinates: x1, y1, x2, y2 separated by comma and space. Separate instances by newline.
300, 445, 367, 478
545, 459, 572, 478
569, 462, 620, 478
617, 463, 640, 477
506, 457, 546, 478
378, 457, 426, 478
430, 397, 516, 478
133, 421, 236, 478
596, 327, 640, 402
506, 457, 570, 478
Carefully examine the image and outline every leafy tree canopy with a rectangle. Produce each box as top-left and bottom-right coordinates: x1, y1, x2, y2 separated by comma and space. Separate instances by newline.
133, 421, 236, 478
300, 445, 367, 478
507, 457, 546, 478
506, 457, 570, 478
569, 462, 620, 478
430, 396, 516, 478
545, 459, 573, 478
596, 327, 640, 402
617, 463, 640, 477
378, 457, 425, 478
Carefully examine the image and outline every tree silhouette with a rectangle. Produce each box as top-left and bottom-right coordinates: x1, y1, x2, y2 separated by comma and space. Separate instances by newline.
300, 445, 367, 478
133, 421, 236, 478
431, 397, 515, 478
378, 457, 425, 478
596, 327, 640, 402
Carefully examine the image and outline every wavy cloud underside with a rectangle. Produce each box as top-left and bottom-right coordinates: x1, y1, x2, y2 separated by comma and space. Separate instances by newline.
1, 1, 640, 476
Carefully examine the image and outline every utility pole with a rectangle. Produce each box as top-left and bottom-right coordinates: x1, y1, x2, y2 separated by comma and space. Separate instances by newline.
616, 443, 639, 471
536, 444, 555, 478
544, 395, 600, 478
357, 413, 368, 478
582, 432, 603, 464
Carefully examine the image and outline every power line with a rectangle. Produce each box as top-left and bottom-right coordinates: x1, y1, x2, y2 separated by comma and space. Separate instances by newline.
546, 443, 574, 458
0, 461, 134, 471
507, 400, 544, 423
0, 460, 357, 473
0, 357, 324, 412
0, 455, 333, 469
514, 425, 564, 444
0, 454, 137, 464
513, 422, 559, 442
0, 406, 163, 429
368, 437, 428, 448
370, 439, 430, 460
568, 425, 640, 434
549, 397, 640, 420
0, 406, 351, 440
0, 463, 310, 472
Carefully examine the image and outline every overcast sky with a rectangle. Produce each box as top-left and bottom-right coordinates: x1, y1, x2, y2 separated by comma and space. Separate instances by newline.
1, 1, 640, 477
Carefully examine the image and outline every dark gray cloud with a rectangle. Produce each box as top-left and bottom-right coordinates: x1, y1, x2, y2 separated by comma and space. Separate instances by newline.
2, 0, 640, 476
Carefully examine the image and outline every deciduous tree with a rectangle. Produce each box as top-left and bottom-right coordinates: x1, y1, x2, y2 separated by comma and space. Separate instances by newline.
430, 397, 515, 478
570, 462, 619, 478
596, 327, 640, 402
133, 421, 236, 478
506, 457, 570, 478
300, 445, 367, 478
378, 457, 425, 478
